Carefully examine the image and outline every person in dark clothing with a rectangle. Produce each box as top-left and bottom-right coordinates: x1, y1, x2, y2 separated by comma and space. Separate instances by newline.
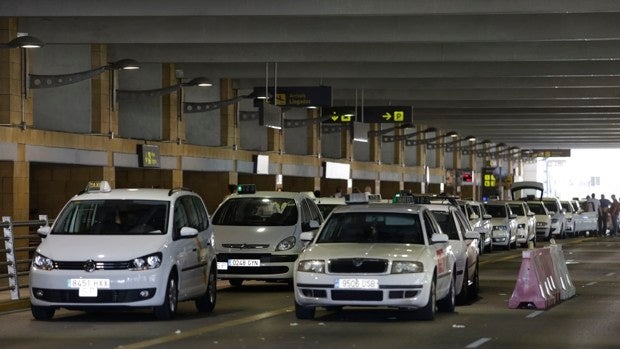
599, 194, 612, 236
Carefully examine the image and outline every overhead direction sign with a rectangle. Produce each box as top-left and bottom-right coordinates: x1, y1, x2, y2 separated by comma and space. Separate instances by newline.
529, 149, 571, 158
360, 106, 412, 123
322, 107, 356, 123
252, 86, 331, 108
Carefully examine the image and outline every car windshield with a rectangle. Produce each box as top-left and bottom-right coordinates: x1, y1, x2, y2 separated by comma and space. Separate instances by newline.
543, 201, 560, 212
431, 211, 460, 240
317, 204, 341, 218
561, 202, 573, 212
52, 200, 168, 235
509, 204, 525, 216
316, 212, 423, 244
484, 205, 507, 218
212, 197, 298, 226
528, 203, 547, 215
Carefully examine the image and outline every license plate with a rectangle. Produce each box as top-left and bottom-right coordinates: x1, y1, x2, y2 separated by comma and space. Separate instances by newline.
68, 278, 110, 298
228, 259, 261, 267
217, 262, 229, 270
336, 279, 379, 289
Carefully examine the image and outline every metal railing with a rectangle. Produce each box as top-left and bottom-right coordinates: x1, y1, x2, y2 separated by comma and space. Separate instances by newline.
1, 215, 50, 300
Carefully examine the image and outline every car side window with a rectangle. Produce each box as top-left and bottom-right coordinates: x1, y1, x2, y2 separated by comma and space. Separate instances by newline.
423, 211, 438, 242
173, 200, 189, 240
304, 198, 322, 223
190, 196, 209, 231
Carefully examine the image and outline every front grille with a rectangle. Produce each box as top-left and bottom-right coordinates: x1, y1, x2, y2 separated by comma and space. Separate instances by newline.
329, 259, 388, 273
32, 288, 156, 303
331, 290, 383, 301
54, 261, 131, 270
221, 244, 269, 249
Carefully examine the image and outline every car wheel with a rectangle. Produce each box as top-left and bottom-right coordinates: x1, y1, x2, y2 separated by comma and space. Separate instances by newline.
437, 270, 455, 313
31, 305, 55, 320
154, 271, 178, 320
229, 279, 243, 287
416, 276, 436, 321
456, 267, 469, 305
195, 266, 217, 313
295, 300, 315, 319
468, 263, 480, 299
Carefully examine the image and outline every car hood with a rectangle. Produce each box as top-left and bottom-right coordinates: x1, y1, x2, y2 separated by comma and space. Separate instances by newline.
36, 235, 168, 261
489, 218, 509, 225
301, 243, 428, 261
214, 225, 298, 250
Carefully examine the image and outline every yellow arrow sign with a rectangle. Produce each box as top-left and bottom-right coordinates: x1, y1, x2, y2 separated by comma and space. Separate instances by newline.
331, 114, 339, 121
382, 112, 392, 120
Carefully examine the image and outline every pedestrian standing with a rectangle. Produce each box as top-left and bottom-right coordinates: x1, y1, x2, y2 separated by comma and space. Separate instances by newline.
610, 195, 620, 237
599, 194, 611, 236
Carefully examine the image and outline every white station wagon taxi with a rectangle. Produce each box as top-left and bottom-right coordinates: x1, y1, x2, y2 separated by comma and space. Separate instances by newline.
294, 200, 456, 320
29, 181, 217, 320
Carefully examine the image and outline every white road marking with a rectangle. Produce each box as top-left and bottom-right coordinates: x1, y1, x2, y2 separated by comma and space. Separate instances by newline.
605, 272, 615, 277
526, 310, 544, 318
585, 281, 597, 286
465, 337, 492, 348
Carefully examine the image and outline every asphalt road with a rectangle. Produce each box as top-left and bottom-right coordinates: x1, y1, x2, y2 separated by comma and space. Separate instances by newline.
1, 237, 619, 349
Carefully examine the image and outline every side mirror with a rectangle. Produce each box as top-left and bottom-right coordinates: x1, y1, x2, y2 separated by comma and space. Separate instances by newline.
180, 226, 199, 238
527, 211, 535, 217
300, 231, 314, 242
469, 213, 480, 220
309, 220, 320, 229
430, 233, 449, 244
549, 211, 556, 215
509, 214, 517, 219
37, 226, 51, 238
482, 214, 492, 220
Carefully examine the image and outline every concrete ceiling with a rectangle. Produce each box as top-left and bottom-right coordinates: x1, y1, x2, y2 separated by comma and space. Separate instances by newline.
6, 0, 620, 149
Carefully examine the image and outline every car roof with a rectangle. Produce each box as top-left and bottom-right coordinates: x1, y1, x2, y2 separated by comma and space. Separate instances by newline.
71, 188, 192, 202
331, 203, 426, 214
228, 191, 309, 200
423, 203, 457, 212
484, 200, 511, 205
315, 197, 346, 205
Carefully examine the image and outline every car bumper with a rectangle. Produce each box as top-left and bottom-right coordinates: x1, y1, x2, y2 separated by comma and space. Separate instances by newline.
294, 271, 432, 309
491, 231, 513, 246
29, 268, 166, 308
216, 253, 298, 280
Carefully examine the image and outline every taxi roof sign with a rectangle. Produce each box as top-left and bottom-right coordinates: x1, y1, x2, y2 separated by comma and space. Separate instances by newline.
237, 184, 256, 194
345, 192, 382, 204
85, 180, 112, 193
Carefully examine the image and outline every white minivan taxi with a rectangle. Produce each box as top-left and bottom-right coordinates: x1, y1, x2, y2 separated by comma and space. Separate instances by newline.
213, 185, 323, 286
29, 181, 217, 320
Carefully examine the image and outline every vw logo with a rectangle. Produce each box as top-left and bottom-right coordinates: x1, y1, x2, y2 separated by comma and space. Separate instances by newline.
83, 259, 97, 272
352, 259, 364, 267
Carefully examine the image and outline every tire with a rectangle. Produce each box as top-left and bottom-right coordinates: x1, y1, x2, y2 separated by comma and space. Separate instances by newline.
229, 279, 243, 287
154, 271, 178, 320
456, 266, 469, 305
195, 266, 217, 313
417, 277, 436, 321
31, 305, 55, 320
468, 263, 480, 299
437, 271, 455, 313
295, 300, 315, 319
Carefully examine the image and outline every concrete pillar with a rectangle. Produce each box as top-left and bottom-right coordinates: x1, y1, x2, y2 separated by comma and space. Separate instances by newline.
162, 64, 181, 142
306, 108, 320, 156
91, 44, 118, 136
220, 78, 238, 148
369, 124, 380, 163
340, 125, 352, 160
393, 127, 404, 166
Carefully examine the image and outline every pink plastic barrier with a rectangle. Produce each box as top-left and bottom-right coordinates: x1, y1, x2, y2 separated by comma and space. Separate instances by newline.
508, 248, 561, 309
548, 242, 576, 300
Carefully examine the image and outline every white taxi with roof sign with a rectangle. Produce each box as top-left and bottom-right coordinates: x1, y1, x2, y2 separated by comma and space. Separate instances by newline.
212, 184, 323, 286
294, 200, 456, 320
29, 181, 217, 320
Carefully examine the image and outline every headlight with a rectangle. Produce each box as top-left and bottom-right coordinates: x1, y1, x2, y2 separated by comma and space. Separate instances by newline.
493, 225, 508, 230
551, 218, 559, 224
517, 223, 526, 229
129, 252, 162, 271
32, 252, 54, 271
276, 236, 296, 251
537, 222, 547, 227
391, 261, 423, 274
297, 260, 325, 273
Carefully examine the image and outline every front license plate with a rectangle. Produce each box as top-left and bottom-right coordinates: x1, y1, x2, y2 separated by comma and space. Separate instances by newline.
228, 259, 261, 267
336, 279, 379, 289
68, 278, 110, 298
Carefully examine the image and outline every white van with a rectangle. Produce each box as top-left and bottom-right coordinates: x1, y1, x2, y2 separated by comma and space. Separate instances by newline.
30, 181, 217, 320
